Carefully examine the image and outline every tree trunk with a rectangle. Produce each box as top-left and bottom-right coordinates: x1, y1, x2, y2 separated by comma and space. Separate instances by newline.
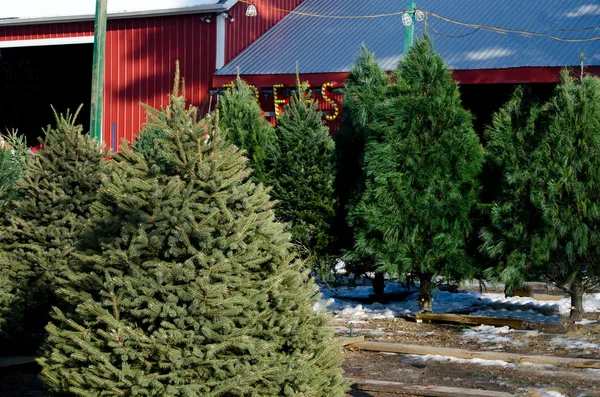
569, 283, 584, 322
373, 271, 385, 299
418, 274, 434, 312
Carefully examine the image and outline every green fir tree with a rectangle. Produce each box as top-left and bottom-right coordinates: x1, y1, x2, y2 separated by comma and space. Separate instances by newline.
482, 71, 600, 321
39, 74, 346, 396
0, 109, 107, 348
0, 130, 30, 200
218, 77, 277, 184
335, 45, 390, 295
269, 77, 336, 271
350, 37, 484, 311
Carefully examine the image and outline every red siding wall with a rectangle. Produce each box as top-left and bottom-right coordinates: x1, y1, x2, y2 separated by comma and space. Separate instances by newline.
104, 15, 216, 150
0, 22, 94, 40
0, 16, 216, 149
225, 0, 304, 63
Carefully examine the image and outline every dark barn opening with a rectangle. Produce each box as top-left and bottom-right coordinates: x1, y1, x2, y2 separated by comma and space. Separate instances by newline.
0, 43, 93, 146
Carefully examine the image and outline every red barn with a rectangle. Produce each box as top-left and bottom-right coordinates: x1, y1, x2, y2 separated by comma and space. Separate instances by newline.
0, 0, 304, 149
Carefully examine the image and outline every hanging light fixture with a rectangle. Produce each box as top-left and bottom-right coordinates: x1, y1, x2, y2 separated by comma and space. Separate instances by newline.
402, 12, 413, 27
246, 3, 257, 17
415, 10, 425, 22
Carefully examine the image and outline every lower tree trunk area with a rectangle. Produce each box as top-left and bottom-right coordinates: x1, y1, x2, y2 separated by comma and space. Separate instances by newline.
569, 283, 584, 322
373, 272, 385, 299
418, 274, 434, 312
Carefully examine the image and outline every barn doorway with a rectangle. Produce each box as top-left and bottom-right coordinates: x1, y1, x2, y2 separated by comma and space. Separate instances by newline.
0, 43, 93, 146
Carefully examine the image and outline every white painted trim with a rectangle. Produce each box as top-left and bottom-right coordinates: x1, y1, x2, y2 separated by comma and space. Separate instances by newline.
0, 1, 239, 27
215, 12, 226, 70
0, 36, 94, 48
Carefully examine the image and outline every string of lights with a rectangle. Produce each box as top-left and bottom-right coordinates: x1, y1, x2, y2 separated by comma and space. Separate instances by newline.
239, 0, 600, 42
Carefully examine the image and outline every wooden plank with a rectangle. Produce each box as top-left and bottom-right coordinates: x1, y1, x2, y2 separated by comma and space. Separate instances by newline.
349, 378, 513, 397
339, 335, 365, 346
351, 341, 600, 369
531, 293, 564, 301
414, 313, 529, 330
0, 356, 36, 368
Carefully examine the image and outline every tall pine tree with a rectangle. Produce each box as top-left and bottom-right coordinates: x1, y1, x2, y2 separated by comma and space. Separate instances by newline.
217, 77, 277, 184
39, 74, 346, 396
0, 109, 107, 348
335, 45, 390, 294
350, 37, 484, 311
483, 71, 600, 321
269, 78, 336, 271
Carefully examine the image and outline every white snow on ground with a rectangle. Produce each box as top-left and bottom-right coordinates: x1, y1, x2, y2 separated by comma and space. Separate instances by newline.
461, 325, 517, 344
405, 354, 518, 368
526, 390, 568, 397
550, 337, 600, 350
316, 280, 600, 325
469, 308, 561, 324
576, 319, 598, 325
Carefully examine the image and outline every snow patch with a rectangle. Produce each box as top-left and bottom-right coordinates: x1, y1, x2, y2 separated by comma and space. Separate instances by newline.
470, 308, 560, 324
550, 337, 600, 350
462, 325, 517, 344
405, 354, 517, 368
316, 282, 600, 324
576, 319, 598, 325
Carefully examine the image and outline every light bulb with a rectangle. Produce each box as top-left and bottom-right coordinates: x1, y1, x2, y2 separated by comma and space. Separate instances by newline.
402, 12, 413, 27
415, 10, 425, 22
246, 4, 257, 17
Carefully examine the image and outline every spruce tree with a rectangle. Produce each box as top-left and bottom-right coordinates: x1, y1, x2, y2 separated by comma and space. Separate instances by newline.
39, 75, 346, 396
0, 132, 29, 340
335, 45, 390, 295
269, 78, 336, 270
0, 130, 29, 200
218, 77, 277, 184
0, 109, 107, 345
483, 71, 600, 321
350, 37, 484, 311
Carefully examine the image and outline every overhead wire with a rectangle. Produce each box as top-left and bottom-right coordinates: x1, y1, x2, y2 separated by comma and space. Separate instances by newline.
238, 0, 600, 42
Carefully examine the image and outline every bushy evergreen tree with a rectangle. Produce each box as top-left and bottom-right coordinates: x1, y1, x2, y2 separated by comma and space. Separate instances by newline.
480, 86, 545, 296
350, 37, 484, 311
39, 75, 345, 396
132, 128, 175, 176
0, 109, 107, 346
0, 131, 30, 340
483, 71, 600, 321
334, 45, 389, 293
0, 130, 30, 200
218, 77, 277, 183
269, 78, 336, 270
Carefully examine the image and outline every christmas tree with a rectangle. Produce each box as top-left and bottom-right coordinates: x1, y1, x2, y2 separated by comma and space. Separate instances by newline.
350, 37, 484, 311
217, 76, 277, 184
39, 74, 346, 396
0, 130, 30, 200
269, 77, 336, 270
0, 131, 30, 341
483, 71, 600, 321
480, 86, 545, 296
335, 45, 390, 295
0, 109, 107, 346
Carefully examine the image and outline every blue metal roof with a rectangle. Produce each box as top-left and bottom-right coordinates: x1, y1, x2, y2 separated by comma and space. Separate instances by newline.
215, 0, 600, 75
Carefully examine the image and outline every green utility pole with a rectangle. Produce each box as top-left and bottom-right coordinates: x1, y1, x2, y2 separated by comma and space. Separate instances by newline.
90, 0, 107, 142
404, 2, 416, 56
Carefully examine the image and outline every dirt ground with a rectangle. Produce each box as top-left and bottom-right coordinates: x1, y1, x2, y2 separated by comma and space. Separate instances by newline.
343, 350, 600, 396
334, 313, 600, 360
338, 313, 600, 396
